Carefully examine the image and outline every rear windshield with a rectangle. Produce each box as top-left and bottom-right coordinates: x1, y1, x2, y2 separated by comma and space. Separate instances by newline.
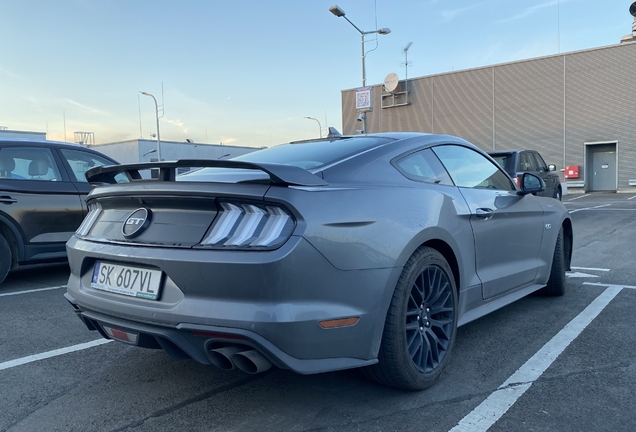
224, 137, 392, 171
489, 153, 514, 173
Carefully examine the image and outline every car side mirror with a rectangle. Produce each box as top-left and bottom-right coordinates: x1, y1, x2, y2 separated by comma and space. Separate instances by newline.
548, 164, 556, 171
517, 173, 545, 195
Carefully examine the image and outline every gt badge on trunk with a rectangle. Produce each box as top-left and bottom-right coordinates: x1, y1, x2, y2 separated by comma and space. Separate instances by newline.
122, 208, 151, 239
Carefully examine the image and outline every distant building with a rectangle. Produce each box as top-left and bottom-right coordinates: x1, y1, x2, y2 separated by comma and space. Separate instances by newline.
91, 139, 259, 164
340, 41, 636, 193
0, 129, 46, 141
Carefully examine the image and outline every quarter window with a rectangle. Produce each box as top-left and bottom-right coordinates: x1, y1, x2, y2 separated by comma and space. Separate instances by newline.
432, 145, 514, 191
394, 149, 453, 185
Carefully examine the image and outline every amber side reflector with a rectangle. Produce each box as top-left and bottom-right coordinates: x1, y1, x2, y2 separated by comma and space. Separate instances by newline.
319, 317, 359, 329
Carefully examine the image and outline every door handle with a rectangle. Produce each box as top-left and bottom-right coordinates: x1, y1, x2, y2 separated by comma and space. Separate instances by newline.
475, 208, 495, 220
0, 195, 17, 204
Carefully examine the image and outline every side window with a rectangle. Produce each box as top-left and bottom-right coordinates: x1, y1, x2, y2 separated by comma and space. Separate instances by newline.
528, 152, 540, 172
432, 145, 514, 191
533, 152, 548, 172
0, 147, 62, 181
519, 152, 535, 172
393, 149, 453, 185
60, 149, 128, 183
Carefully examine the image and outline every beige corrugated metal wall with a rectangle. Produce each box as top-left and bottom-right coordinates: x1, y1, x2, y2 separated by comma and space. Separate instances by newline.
342, 42, 636, 191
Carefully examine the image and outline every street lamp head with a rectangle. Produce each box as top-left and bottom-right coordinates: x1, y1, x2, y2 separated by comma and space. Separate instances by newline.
139, 91, 150, 96
329, 5, 346, 17
378, 28, 391, 35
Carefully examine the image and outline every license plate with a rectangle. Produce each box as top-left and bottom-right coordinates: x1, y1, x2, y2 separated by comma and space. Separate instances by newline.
91, 262, 162, 300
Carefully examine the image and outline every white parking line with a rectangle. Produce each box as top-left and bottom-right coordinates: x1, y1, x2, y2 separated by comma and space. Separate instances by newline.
449, 286, 623, 432
571, 267, 610, 272
566, 194, 589, 201
627, 195, 636, 200
0, 285, 66, 297
584, 282, 636, 290
569, 204, 611, 213
0, 339, 112, 372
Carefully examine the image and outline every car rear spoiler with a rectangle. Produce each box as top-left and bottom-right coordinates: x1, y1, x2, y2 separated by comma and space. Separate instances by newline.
85, 159, 328, 187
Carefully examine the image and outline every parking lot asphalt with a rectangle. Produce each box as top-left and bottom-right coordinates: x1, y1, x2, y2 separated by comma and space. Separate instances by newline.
0, 192, 634, 432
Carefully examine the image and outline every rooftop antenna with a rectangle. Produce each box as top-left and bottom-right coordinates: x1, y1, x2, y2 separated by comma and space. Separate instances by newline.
138, 94, 143, 138
402, 42, 413, 104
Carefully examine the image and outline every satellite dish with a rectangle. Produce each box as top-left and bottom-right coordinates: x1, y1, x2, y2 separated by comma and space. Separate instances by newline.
383, 72, 399, 92
631, 2, 636, 17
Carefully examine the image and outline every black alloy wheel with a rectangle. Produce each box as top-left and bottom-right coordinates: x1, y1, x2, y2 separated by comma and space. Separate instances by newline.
363, 247, 458, 390
405, 264, 455, 374
539, 226, 566, 296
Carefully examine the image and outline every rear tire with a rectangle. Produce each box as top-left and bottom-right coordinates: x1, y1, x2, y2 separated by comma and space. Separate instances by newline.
0, 233, 11, 285
539, 227, 566, 296
363, 247, 458, 390
554, 186, 562, 201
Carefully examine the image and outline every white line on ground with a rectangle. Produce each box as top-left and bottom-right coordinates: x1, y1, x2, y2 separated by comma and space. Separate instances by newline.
0, 339, 113, 372
570, 267, 610, 272
569, 204, 611, 213
566, 272, 598, 278
449, 286, 623, 432
566, 194, 589, 201
0, 285, 66, 297
584, 282, 636, 290
628, 195, 636, 200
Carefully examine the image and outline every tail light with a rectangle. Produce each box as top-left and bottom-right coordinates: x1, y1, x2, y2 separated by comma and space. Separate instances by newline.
514, 176, 520, 188
76, 202, 102, 236
199, 202, 295, 249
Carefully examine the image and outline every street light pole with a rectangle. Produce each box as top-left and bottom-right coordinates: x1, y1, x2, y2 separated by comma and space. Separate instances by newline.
304, 116, 323, 138
329, 5, 391, 134
139, 91, 162, 161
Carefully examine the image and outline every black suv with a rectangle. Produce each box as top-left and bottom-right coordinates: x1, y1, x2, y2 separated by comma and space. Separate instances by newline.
489, 150, 562, 200
0, 139, 122, 284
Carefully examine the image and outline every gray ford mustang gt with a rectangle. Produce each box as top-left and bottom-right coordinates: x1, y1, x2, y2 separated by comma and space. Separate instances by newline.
65, 132, 572, 390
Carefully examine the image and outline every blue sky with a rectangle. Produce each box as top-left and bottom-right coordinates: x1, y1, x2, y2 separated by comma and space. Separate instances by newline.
0, 0, 631, 147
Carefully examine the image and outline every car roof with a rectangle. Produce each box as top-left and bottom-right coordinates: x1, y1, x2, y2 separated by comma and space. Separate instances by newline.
0, 138, 118, 161
488, 150, 529, 154
0, 138, 86, 148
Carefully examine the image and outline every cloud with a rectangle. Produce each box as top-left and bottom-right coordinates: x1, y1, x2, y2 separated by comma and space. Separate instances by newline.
440, 5, 476, 23
0, 64, 29, 83
64, 99, 111, 116
497, 0, 575, 24
164, 118, 189, 134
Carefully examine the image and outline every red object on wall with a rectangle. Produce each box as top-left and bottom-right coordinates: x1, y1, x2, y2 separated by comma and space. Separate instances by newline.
565, 165, 579, 179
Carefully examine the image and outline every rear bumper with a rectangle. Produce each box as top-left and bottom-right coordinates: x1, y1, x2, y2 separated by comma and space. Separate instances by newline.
65, 236, 401, 374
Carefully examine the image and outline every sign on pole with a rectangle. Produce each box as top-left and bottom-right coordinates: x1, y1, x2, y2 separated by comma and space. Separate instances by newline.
355, 87, 373, 112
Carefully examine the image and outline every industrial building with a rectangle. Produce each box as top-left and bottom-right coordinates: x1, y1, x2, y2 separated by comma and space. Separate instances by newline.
340, 41, 636, 193
91, 139, 258, 165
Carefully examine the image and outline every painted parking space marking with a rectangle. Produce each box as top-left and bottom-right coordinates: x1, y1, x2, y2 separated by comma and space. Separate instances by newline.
569, 204, 611, 213
571, 267, 610, 272
0, 339, 113, 372
584, 282, 636, 290
566, 194, 589, 201
449, 285, 624, 432
0, 285, 66, 297
627, 195, 636, 200
566, 272, 599, 278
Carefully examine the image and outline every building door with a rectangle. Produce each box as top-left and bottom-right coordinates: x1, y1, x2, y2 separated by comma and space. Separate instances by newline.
586, 143, 617, 192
